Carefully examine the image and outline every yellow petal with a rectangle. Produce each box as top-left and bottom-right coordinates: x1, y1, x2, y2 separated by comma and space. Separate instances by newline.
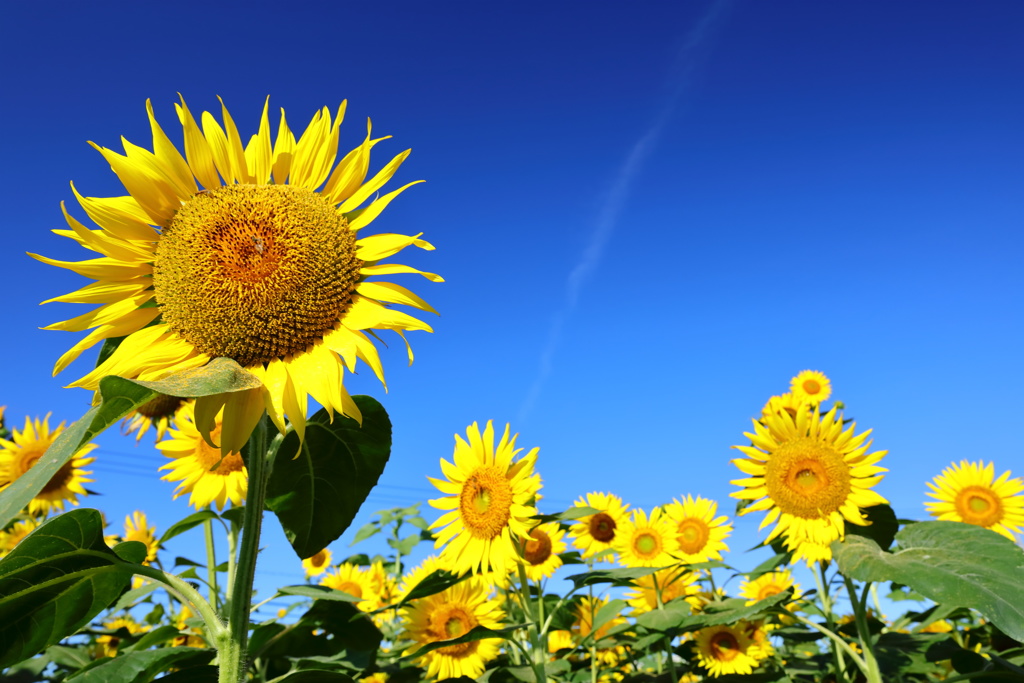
337, 148, 411, 213
175, 96, 221, 190
221, 387, 266, 456
356, 232, 435, 262
346, 180, 423, 232
359, 262, 444, 283
356, 281, 437, 315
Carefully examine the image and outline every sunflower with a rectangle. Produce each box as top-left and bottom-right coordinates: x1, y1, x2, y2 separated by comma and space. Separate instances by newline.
399, 555, 447, 600
401, 575, 504, 680
547, 628, 575, 655
95, 615, 149, 658
570, 596, 628, 667
0, 518, 40, 557
32, 97, 440, 457
739, 570, 800, 604
521, 521, 566, 581
0, 414, 97, 516
925, 460, 1024, 541
614, 507, 679, 568
760, 393, 809, 421
730, 404, 888, 564
121, 510, 159, 563
321, 562, 382, 613
157, 401, 246, 510
625, 565, 699, 616
790, 370, 831, 405
662, 494, 732, 563
694, 622, 761, 677
122, 395, 188, 443
428, 421, 541, 576
302, 548, 333, 577
567, 492, 630, 561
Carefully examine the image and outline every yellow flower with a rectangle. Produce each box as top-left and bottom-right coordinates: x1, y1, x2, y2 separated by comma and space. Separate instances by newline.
760, 392, 809, 421
321, 563, 381, 613
0, 518, 41, 557
428, 421, 540, 576
121, 510, 159, 563
399, 555, 447, 600
0, 414, 96, 516
739, 570, 800, 604
694, 622, 761, 677
521, 521, 566, 581
925, 460, 1024, 541
790, 370, 832, 405
662, 494, 732, 563
401, 576, 504, 680
731, 405, 888, 564
33, 97, 440, 457
547, 628, 574, 655
570, 596, 628, 667
157, 401, 246, 510
95, 616, 149, 658
302, 548, 333, 577
122, 395, 188, 443
567, 492, 630, 561
614, 507, 678, 568
625, 566, 699, 616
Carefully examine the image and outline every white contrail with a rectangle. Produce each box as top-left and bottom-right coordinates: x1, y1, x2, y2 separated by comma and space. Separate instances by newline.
517, 0, 732, 423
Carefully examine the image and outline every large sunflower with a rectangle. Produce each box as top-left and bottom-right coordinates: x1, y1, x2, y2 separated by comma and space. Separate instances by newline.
400, 576, 504, 680
157, 401, 246, 510
730, 405, 888, 564
428, 421, 541, 576
0, 415, 96, 516
662, 494, 732, 563
567, 491, 630, 561
925, 460, 1024, 541
32, 97, 440, 455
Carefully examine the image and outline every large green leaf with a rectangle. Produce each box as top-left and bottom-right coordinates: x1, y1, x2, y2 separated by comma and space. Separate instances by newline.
0, 359, 260, 528
64, 647, 213, 682
833, 521, 1024, 641
564, 565, 667, 590
266, 397, 392, 559
0, 509, 138, 669
403, 624, 527, 659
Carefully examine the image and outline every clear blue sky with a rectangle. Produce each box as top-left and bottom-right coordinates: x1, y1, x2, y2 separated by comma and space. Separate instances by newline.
2, 1, 1022, 613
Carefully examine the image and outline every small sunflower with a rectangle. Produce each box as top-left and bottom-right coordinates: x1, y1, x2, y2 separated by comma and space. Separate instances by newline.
614, 507, 679, 568
790, 370, 831, 405
302, 548, 333, 577
731, 405, 888, 564
694, 622, 761, 677
33, 97, 440, 457
320, 563, 381, 613
0, 518, 40, 557
122, 395, 188, 443
625, 566, 699, 616
401, 576, 504, 680
0, 414, 96, 516
567, 492, 630, 561
428, 421, 541, 576
95, 615, 149, 658
662, 494, 732, 563
739, 570, 800, 604
520, 521, 566, 581
925, 460, 1024, 540
761, 393, 809, 421
571, 596, 628, 667
121, 511, 159, 563
157, 401, 246, 510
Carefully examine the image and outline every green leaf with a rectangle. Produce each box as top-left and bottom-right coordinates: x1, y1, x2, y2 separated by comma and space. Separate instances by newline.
532, 506, 599, 523
266, 396, 392, 559
268, 672, 355, 683
124, 624, 182, 652
565, 565, 668, 590
833, 521, 1024, 641
0, 358, 259, 529
152, 666, 218, 683
65, 647, 213, 682
159, 510, 219, 544
384, 569, 465, 611
844, 503, 899, 551
349, 521, 380, 546
634, 600, 693, 632
0, 509, 138, 669
404, 624, 527, 660
303, 600, 383, 652
278, 585, 361, 603
112, 540, 147, 564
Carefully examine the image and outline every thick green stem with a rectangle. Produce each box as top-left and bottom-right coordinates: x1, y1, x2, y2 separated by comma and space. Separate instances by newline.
794, 615, 869, 677
845, 577, 883, 683
652, 572, 678, 683
225, 517, 239, 605
133, 565, 226, 641
516, 561, 548, 683
814, 563, 847, 681
204, 517, 220, 612
219, 415, 269, 683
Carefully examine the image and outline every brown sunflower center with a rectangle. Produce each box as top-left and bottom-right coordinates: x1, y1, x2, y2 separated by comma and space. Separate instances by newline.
458, 466, 513, 539
710, 631, 741, 661
193, 426, 245, 475
677, 518, 710, 555
764, 438, 851, 519
523, 528, 553, 565
430, 605, 478, 656
802, 379, 821, 395
40, 461, 75, 495
758, 584, 783, 600
336, 581, 363, 599
633, 530, 661, 558
309, 550, 329, 569
588, 512, 617, 543
954, 485, 1004, 527
154, 184, 363, 367
136, 395, 186, 420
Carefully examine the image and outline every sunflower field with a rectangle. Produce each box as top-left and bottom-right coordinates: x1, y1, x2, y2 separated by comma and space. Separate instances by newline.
1, 99, 1023, 683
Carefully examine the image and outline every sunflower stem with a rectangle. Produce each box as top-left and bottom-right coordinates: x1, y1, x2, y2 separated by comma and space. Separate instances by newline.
814, 563, 848, 681
652, 572, 679, 683
219, 414, 269, 683
132, 564, 226, 641
793, 614, 869, 678
204, 517, 220, 612
516, 560, 548, 683
846, 577, 883, 683
225, 514, 239, 611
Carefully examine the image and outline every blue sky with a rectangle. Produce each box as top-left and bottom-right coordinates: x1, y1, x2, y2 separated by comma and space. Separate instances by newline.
2, 1, 1023, 613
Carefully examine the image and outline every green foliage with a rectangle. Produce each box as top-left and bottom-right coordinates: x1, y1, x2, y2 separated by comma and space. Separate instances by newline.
63, 647, 214, 682
0, 509, 140, 669
843, 503, 899, 551
266, 396, 392, 560
833, 520, 1024, 641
